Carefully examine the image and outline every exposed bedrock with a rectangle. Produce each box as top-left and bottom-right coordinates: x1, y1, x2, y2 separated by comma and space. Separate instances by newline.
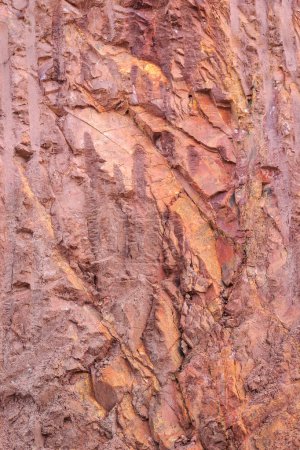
0, 0, 299, 449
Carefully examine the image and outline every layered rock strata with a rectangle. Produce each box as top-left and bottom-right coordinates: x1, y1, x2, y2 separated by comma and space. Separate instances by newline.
0, 1, 299, 449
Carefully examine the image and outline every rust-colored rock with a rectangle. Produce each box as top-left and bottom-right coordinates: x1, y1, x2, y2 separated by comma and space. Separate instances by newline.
0, 1, 299, 449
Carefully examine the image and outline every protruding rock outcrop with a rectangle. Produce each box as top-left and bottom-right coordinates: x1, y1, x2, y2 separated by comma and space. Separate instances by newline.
0, 1, 299, 449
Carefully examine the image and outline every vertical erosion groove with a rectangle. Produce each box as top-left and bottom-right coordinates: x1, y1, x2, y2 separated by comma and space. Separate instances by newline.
0, 1, 299, 449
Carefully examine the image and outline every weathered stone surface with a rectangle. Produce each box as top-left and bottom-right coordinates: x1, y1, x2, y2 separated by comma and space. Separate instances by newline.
0, 0, 299, 449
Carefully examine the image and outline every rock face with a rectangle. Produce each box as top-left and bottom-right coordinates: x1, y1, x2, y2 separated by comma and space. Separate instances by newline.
0, 0, 299, 449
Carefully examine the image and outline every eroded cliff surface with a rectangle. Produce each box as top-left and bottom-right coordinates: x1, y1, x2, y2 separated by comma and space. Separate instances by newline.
0, 0, 299, 449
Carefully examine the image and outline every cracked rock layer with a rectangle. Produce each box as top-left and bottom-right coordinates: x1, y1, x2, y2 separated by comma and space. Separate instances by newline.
0, 0, 300, 449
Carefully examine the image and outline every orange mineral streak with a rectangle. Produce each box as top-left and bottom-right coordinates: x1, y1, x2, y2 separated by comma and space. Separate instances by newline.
0, 1, 299, 449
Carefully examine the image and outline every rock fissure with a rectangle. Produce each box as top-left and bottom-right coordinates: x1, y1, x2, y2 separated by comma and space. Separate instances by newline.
0, 1, 299, 449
